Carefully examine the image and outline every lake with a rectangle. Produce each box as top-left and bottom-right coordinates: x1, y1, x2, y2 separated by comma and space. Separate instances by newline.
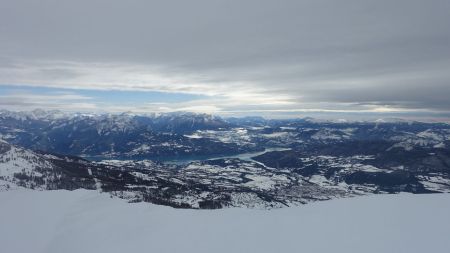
86, 147, 290, 165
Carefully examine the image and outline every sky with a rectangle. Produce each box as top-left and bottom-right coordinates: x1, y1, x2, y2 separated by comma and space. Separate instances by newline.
1, 0, 450, 120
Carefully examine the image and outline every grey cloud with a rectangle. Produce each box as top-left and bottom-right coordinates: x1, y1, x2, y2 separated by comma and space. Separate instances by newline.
0, 91, 95, 111
1, 0, 450, 114
38, 68, 83, 80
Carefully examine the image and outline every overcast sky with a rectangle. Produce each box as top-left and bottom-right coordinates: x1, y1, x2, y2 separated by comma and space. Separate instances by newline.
1, 0, 450, 119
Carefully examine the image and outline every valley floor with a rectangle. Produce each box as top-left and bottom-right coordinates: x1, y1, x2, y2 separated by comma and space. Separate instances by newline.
1, 189, 449, 253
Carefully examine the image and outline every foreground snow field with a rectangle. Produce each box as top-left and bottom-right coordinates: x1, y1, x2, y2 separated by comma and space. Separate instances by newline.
1, 190, 449, 253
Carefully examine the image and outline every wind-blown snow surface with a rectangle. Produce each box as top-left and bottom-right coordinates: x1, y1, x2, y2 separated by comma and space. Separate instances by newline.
1, 190, 449, 253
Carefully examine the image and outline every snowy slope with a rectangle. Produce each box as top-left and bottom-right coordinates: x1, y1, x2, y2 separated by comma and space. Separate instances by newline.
0, 190, 449, 253
0, 140, 56, 189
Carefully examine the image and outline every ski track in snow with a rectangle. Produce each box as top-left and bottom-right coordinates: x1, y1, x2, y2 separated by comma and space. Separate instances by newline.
1, 189, 449, 253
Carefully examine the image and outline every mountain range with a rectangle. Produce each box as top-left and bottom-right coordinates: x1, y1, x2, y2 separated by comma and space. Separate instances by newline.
1, 110, 449, 209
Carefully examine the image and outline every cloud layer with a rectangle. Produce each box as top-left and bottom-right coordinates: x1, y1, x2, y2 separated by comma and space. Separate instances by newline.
1, 0, 450, 117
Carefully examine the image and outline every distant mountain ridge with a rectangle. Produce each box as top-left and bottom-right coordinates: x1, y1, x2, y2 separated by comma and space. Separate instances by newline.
1, 109, 450, 160
0, 109, 257, 158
